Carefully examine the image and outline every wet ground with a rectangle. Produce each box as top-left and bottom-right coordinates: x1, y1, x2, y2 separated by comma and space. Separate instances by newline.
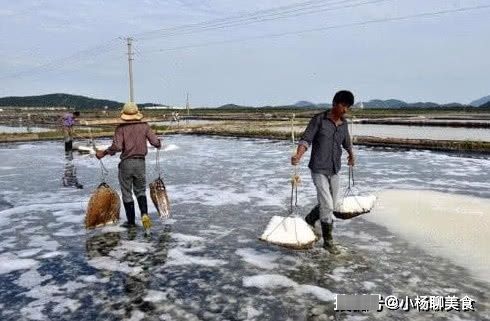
0, 135, 489, 321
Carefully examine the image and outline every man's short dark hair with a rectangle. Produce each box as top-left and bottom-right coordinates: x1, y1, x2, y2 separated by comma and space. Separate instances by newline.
73, 111, 80, 117
332, 90, 354, 107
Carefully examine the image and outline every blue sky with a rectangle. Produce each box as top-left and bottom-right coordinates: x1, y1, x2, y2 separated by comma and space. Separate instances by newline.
1, 0, 489, 106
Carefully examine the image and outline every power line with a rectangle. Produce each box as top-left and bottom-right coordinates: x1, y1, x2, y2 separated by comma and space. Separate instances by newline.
0, 0, 382, 80
135, 0, 344, 39
0, 0, 358, 80
0, 39, 121, 81
140, 4, 490, 53
3, 2, 489, 81
136, 0, 390, 41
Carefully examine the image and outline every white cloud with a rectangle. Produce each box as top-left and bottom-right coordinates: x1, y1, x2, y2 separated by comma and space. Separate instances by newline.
1, 0, 489, 105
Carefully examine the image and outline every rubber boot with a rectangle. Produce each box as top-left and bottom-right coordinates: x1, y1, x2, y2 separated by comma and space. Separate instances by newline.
136, 196, 148, 215
305, 205, 320, 227
321, 221, 340, 255
137, 196, 152, 230
64, 140, 73, 152
122, 201, 136, 227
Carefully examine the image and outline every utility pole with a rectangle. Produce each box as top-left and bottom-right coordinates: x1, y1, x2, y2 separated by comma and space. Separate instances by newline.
127, 37, 135, 102
186, 92, 190, 125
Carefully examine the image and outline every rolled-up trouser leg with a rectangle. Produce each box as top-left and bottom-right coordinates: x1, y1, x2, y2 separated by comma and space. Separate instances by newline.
311, 172, 338, 224
329, 174, 340, 213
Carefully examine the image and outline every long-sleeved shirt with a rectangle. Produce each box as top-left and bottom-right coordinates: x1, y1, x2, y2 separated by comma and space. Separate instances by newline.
62, 113, 75, 127
298, 111, 352, 175
105, 122, 161, 160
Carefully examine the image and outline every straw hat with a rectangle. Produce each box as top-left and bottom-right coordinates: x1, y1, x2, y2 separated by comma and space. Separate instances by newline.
120, 102, 143, 121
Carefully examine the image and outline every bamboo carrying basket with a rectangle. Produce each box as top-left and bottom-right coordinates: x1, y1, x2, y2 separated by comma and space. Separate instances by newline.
333, 166, 376, 220
149, 177, 170, 219
85, 183, 120, 228
149, 148, 171, 219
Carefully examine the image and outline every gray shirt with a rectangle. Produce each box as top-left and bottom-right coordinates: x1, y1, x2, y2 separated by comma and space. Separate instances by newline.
298, 111, 352, 175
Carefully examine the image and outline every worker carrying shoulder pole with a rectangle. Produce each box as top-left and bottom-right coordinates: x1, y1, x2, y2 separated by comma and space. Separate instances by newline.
291, 90, 355, 254
96, 102, 161, 228
61, 111, 80, 152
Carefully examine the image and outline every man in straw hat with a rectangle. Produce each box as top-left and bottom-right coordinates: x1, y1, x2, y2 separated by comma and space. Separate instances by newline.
291, 90, 355, 254
96, 102, 161, 229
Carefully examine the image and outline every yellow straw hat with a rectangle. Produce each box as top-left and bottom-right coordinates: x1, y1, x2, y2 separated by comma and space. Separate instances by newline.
120, 102, 143, 121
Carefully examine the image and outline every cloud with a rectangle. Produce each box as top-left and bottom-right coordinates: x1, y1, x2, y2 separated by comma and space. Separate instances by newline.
1, 0, 489, 104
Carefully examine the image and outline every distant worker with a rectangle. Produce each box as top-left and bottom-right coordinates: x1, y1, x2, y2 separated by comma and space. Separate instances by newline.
291, 90, 355, 254
175, 111, 180, 127
96, 102, 161, 229
61, 111, 80, 152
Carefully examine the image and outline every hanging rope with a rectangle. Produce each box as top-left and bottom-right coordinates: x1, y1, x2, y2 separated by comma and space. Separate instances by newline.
88, 128, 109, 182
290, 113, 300, 215
156, 147, 162, 178
264, 113, 301, 239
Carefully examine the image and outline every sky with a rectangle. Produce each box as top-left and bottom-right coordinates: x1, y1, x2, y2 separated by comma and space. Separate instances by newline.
0, 0, 489, 107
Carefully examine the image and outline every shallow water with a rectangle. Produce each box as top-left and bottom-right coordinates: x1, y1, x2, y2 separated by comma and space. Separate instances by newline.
0, 125, 54, 134
272, 123, 490, 141
349, 124, 490, 141
0, 135, 489, 321
350, 123, 490, 141
152, 120, 224, 126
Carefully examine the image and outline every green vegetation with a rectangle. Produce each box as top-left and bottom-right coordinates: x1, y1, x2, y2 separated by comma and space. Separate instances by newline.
0, 93, 123, 109
2, 93, 490, 114
0, 93, 162, 110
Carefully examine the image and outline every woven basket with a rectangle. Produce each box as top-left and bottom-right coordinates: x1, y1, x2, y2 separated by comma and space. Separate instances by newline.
307, 204, 370, 221
85, 183, 120, 229
333, 209, 370, 220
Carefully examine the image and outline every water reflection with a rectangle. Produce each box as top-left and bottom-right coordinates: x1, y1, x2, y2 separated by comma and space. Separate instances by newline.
84, 226, 172, 318
86, 232, 121, 258
62, 150, 83, 189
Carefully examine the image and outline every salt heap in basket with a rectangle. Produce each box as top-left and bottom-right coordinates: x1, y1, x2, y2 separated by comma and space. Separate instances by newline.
260, 216, 318, 250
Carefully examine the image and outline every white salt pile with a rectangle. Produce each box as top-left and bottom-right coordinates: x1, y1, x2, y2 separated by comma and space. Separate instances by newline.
260, 216, 317, 249
336, 195, 377, 214
366, 189, 490, 284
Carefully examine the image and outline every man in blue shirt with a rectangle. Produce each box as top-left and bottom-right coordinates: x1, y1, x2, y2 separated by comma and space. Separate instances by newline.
291, 90, 355, 254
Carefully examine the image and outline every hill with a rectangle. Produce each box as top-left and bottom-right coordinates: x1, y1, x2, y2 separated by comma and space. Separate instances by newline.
480, 101, 490, 108
470, 95, 490, 107
0, 93, 123, 109
0, 93, 160, 110
363, 99, 468, 109
294, 100, 316, 107
0, 93, 479, 110
363, 99, 408, 108
218, 103, 251, 109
